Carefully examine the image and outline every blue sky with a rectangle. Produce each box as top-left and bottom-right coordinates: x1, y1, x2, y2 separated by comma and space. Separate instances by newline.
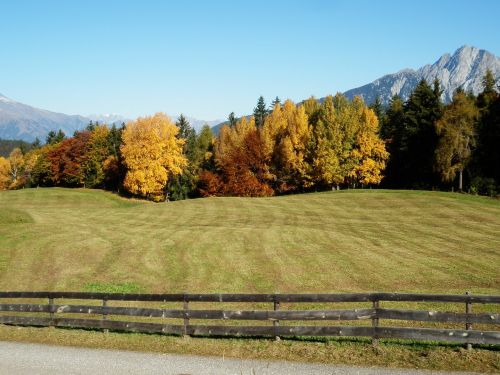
1, 0, 499, 120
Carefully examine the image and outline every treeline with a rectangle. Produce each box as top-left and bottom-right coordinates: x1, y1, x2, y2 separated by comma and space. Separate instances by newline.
378, 70, 499, 196
0, 70, 498, 200
0, 139, 34, 158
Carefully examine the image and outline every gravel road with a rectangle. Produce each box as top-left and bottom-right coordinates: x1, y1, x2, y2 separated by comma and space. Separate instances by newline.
0, 341, 480, 375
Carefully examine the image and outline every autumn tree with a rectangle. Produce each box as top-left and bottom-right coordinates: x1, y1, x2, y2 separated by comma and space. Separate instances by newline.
47, 131, 91, 187
262, 100, 311, 192
210, 116, 273, 196
82, 125, 112, 188
348, 107, 389, 185
0, 157, 10, 189
434, 89, 478, 191
26, 144, 56, 187
308, 95, 344, 189
121, 113, 187, 201
7, 148, 25, 188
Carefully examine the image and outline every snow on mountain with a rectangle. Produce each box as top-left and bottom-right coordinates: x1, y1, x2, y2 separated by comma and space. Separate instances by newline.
0, 94, 89, 142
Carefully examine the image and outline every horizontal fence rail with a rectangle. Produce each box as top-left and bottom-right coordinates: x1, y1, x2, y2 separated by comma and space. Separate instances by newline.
0, 292, 498, 346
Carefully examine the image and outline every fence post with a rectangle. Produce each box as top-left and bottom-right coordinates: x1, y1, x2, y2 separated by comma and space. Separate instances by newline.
273, 294, 280, 342
102, 297, 108, 333
465, 291, 472, 350
372, 298, 379, 346
183, 292, 189, 337
48, 294, 54, 327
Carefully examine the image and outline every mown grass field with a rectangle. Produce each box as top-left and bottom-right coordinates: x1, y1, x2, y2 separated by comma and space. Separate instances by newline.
0, 188, 499, 294
0, 188, 499, 372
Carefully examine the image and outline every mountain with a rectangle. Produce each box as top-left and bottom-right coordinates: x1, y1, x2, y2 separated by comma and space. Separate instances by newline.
0, 94, 89, 142
211, 45, 499, 133
342, 45, 500, 105
0, 94, 223, 141
86, 113, 130, 125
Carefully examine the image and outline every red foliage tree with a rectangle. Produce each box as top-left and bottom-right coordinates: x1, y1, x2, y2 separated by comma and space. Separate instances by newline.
47, 131, 91, 187
219, 129, 273, 197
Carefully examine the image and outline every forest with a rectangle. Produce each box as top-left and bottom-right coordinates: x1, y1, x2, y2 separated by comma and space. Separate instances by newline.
0, 71, 499, 201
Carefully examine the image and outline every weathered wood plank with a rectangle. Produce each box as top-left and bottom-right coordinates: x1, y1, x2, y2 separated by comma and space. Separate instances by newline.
0, 304, 376, 321
1, 314, 499, 344
0, 315, 183, 335
377, 309, 500, 325
186, 325, 374, 337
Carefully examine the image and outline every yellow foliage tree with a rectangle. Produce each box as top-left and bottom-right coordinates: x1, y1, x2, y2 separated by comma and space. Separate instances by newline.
8, 148, 25, 189
83, 125, 111, 188
0, 157, 11, 190
121, 113, 187, 201
262, 100, 311, 191
348, 107, 389, 185
215, 116, 256, 169
310, 96, 344, 188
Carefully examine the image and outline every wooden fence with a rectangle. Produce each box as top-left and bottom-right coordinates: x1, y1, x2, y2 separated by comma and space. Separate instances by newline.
0, 292, 499, 346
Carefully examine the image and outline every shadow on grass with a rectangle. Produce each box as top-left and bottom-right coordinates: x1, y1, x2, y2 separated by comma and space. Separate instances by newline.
6, 323, 498, 352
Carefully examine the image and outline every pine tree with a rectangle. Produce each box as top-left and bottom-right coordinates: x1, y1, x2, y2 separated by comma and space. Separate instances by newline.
473, 72, 500, 193
253, 96, 267, 127
176, 114, 194, 140
228, 112, 237, 127
270, 96, 281, 109
46, 129, 66, 145
369, 96, 384, 128
400, 79, 443, 188
381, 95, 405, 187
31, 138, 41, 149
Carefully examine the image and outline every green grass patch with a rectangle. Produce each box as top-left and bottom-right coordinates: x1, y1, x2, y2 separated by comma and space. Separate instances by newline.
84, 282, 143, 293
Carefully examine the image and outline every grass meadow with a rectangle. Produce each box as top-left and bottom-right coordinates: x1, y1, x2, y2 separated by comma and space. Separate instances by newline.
0, 188, 499, 371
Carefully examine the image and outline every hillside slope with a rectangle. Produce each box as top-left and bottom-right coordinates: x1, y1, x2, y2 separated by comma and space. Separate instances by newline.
0, 188, 498, 293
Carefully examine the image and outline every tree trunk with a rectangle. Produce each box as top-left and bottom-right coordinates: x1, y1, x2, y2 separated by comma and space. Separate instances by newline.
458, 169, 463, 192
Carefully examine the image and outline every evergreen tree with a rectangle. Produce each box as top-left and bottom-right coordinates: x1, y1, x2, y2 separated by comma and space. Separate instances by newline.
369, 96, 384, 129
228, 112, 237, 127
270, 96, 281, 109
253, 96, 267, 127
167, 114, 204, 200
400, 79, 443, 188
31, 138, 41, 149
86, 120, 96, 132
46, 129, 66, 145
381, 95, 405, 187
176, 114, 194, 140
473, 72, 500, 193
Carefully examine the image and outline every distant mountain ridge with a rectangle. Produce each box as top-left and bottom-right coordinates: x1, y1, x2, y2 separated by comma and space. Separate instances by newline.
341, 45, 500, 105
2, 45, 499, 141
211, 46, 499, 133
0, 94, 89, 142
0, 94, 222, 142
